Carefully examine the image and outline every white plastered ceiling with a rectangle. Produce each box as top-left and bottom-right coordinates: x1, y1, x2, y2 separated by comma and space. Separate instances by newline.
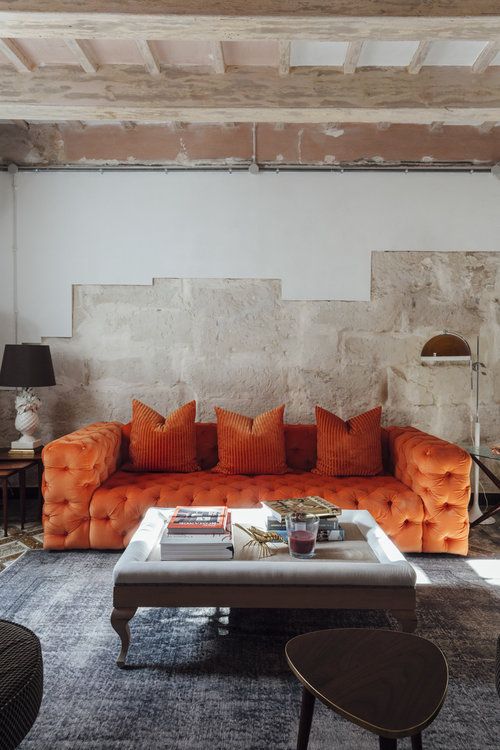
0, 39, 499, 69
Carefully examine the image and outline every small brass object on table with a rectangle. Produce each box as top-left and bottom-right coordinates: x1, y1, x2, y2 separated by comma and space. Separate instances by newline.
234, 523, 285, 558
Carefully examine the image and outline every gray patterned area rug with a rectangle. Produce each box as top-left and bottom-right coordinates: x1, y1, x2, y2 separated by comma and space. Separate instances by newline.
0, 538, 498, 750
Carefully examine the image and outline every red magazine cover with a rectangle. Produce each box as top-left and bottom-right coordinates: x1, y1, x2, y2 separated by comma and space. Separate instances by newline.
167, 506, 228, 534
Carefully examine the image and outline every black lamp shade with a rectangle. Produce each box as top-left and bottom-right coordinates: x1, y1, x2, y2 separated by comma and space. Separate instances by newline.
0, 344, 56, 387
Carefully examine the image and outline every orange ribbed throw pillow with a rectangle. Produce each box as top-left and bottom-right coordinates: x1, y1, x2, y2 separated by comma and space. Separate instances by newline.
128, 400, 199, 472
313, 405, 383, 477
214, 405, 287, 475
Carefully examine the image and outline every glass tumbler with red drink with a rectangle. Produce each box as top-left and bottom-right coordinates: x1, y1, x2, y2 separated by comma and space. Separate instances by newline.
285, 512, 320, 559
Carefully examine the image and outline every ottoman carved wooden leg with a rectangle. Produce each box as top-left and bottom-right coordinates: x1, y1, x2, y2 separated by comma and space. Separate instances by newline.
392, 609, 418, 633
111, 607, 137, 668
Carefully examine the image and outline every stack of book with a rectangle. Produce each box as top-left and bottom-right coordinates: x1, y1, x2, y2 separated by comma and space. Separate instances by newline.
261, 497, 345, 542
160, 507, 234, 561
7, 447, 41, 458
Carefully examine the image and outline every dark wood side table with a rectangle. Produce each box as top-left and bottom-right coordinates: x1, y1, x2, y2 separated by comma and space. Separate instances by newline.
286, 628, 448, 750
463, 445, 500, 527
0, 448, 43, 537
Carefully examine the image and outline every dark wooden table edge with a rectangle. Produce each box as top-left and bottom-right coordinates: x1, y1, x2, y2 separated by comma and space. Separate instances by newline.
285, 628, 448, 741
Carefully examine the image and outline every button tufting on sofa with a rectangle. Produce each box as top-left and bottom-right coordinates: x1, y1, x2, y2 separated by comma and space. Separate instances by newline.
41, 421, 471, 554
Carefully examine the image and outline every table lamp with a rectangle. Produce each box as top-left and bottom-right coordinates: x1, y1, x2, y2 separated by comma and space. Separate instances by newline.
420, 331, 491, 524
0, 343, 56, 452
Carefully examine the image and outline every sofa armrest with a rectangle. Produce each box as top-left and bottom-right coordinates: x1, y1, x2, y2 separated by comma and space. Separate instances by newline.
386, 426, 472, 554
42, 422, 123, 549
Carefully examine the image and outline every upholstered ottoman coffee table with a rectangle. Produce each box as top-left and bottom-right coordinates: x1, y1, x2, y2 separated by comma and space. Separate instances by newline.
111, 508, 417, 666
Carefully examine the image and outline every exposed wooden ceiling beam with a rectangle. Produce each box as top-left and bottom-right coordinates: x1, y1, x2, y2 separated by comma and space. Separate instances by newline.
472, 41, 500, 73
278, 41, 291, 76
344, 41, 363, 74
408, 41, 432, 74
1, 2, 500, 41
0, 38, 33, 72
2, 65, 500, 125
210, 42, 226, 74
0, 118, 29, 127
65, 39, 98, 73
135, 39, 160, 75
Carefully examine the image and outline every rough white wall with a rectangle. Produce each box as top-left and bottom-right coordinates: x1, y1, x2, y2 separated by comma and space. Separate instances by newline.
0, 171, 13, 350
0, 172, 499, 467
3, 170, 500, 343
0, 252, 498, 451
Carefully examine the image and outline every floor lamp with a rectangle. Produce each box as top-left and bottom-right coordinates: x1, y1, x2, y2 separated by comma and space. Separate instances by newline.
420, 331, 493, 525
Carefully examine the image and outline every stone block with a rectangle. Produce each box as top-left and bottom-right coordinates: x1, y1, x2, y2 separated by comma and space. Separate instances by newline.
18, 251, 498, 448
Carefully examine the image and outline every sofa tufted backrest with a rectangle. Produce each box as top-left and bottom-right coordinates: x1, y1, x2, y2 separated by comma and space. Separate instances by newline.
121, 422, 391, 472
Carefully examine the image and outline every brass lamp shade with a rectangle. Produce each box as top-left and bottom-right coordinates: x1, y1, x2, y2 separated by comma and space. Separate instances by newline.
420, 333, 471, 362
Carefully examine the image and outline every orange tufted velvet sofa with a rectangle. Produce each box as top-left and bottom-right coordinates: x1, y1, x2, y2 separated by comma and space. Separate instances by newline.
41, 421, 472, 554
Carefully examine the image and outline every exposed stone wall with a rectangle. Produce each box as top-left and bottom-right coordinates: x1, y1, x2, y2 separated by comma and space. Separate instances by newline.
0, 252, 498, 458
2, 121, 500, 167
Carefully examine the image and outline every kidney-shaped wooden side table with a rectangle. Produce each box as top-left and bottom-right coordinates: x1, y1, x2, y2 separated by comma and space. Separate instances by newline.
0, 451, 43, 537
286, 628, 448, 750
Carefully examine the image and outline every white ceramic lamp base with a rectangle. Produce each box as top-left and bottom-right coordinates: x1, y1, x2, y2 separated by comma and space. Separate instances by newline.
12, 388, 42, 451
11, 436, 42, 450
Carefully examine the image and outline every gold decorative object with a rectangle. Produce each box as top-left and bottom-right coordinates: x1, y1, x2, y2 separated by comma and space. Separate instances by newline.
234, 524, 285, 558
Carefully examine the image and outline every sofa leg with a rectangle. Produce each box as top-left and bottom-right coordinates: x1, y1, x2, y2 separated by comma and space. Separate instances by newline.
111, 607, 137, 667
392, 610, 417, 633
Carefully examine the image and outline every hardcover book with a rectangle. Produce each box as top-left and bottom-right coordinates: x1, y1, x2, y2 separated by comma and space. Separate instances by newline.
265, 519, 345, 543
167, 506, 228, 534
160, 529, 234, 560
266, 517, 340, 531
261, 496, 341, 522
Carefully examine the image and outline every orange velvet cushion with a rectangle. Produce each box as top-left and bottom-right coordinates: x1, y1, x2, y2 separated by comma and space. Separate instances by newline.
214, 405, 287, 475
128, 400, 199, 472
313, 405, 383, 477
